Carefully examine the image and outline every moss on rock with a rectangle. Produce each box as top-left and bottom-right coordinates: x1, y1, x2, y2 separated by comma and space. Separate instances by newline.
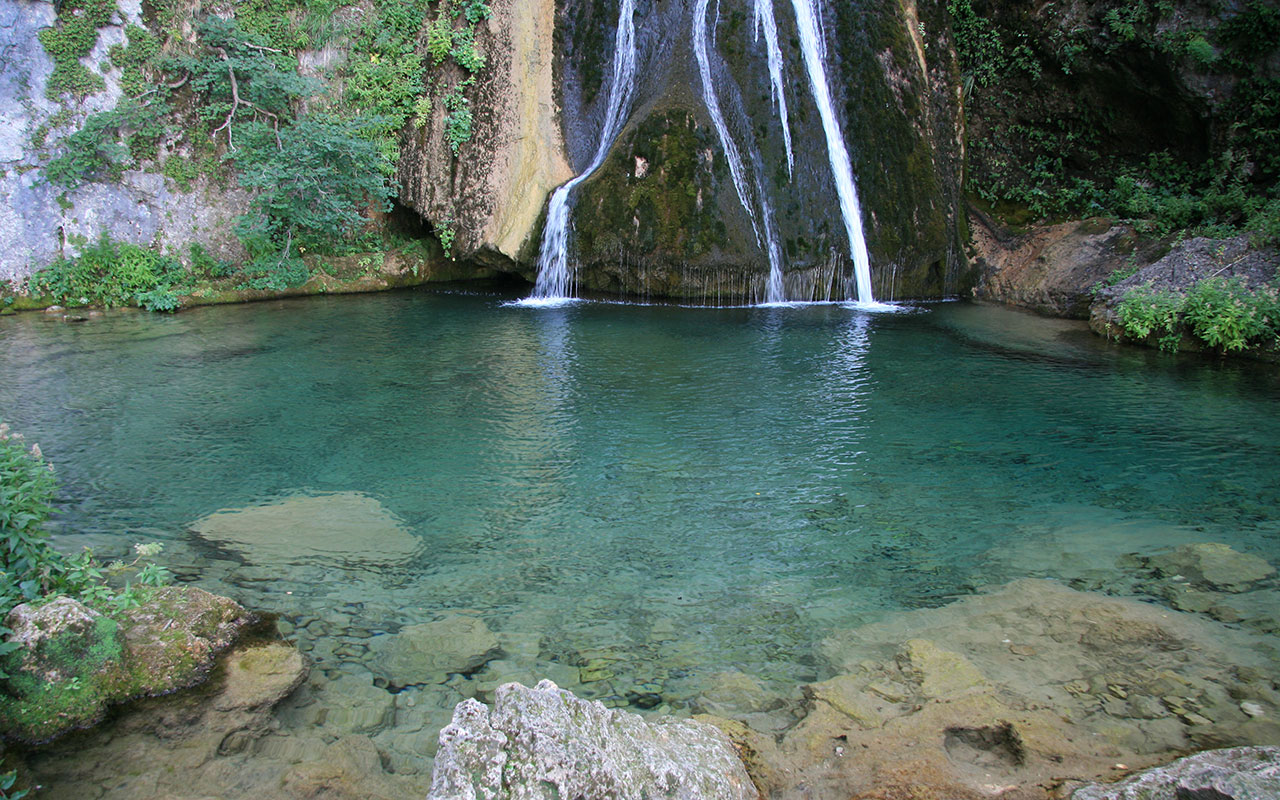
0, 587, 253, 743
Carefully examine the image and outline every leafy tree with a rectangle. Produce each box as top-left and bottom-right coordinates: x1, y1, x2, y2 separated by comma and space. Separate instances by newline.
229, 114, 393, 275
179, 16, 318, 149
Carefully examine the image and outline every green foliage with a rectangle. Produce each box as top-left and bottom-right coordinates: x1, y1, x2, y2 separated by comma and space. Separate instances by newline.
437, 219, 456, 258
1116, 283, 1185, 351
1182, 277, 1280, 352
230, 114, 392, 253
946, 0, 1005, 89
0, 769, 29, 800
344, 7, 426, 162
232, 0, 311, 51
42, 98, 170, 188
1185, 34, 1216, 67
161, 154, 202, 191
181, 16, 318, 147
28, 237, 185, 310
108, 24, 161, 97
959, 0, 1279, 245
444, 91, 473, 154
38, 0, 115, 100
0, 424, 61, 609
1, 419, 173, 628
450, 25, 485, 73
426, 5, 456, 65
188, 242, 234, 278
1115, 278, 1280, 353
458, 0, 491, 24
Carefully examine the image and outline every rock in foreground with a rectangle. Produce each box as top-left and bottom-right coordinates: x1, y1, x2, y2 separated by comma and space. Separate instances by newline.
428, 679, 759, 800
1071, 746, 1280, 800
0, 587, 253, 742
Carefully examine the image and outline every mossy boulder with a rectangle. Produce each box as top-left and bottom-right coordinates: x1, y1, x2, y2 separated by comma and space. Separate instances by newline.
0, 587, 253, 743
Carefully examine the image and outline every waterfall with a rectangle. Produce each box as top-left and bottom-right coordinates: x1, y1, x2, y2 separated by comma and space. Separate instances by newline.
694, 0, 786, 304
753, 0, 793, 176
789, 0, 875, 304
526, 0, 638, 303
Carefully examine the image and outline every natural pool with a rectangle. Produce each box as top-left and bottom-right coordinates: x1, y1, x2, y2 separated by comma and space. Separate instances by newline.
2, 289, 1278, 793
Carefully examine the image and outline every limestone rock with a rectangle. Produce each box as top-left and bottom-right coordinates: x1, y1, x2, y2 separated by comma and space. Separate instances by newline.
696, 670, 784, 717
372, 615, 501, 688
427, 679, 759, 800
215, 643, 308, 715
281, 735, 414, 800
1071, 746, 1280, 800
896, 639, 986, 699
2, 596, 118, 686
802, 674, 892, 729
190, 492, 423, 568
0, 588, 253, 742
1148, 543, 1275, 593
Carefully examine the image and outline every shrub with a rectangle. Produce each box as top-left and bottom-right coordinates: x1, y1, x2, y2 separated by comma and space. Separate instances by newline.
1116, 283, 1184, 351
228, 113, 393, 259
38, 0, 115, 99
1, 421, 172, 619
42, 99, 170, 188
0, 423, 61, 608
443, 92, 473, 154
29, 237, 185, 310
1182, 277, 1280, 352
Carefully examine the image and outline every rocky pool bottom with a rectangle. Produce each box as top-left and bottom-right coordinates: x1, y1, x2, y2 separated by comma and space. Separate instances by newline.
10, 536, 1279, 799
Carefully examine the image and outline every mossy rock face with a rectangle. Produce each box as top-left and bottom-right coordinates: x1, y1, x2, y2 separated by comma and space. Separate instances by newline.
0, 588, 253, 743
830, 0, 969, 298
572, 107, 762, 298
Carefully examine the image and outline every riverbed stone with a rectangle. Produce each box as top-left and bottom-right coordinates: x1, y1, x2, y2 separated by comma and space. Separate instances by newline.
1148, 543, 1275, 593
427, 679, 759, 799
695, 670, 783, 717
896, 638, 986, 699
190, 491, 423, 568
371, 615, 501, 688
802, 674, 893, 729
1071, 746, 1280, 799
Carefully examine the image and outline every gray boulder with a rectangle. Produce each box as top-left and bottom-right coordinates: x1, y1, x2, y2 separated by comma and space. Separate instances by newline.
427, 679, 759, 800
1071, 746, 1280, 800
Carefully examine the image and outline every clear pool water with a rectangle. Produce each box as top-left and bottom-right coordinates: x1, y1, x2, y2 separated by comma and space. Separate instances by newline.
2, 289, 1278, 721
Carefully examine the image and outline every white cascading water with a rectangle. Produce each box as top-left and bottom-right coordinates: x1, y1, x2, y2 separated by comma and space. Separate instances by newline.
526, 0, 638, 303
789, 0, 875, 304
753, 0, 793, 176
694, 0, 786, 303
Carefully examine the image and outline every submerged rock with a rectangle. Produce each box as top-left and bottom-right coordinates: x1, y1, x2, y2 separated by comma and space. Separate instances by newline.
1070, 746, 1280, 800
792, 579, 1280, 799
0, 587, 253, 742
190, 491, 423, 568
371, 615, 502, 688
427, 679, 759, 799
1147, 543, 1275, 594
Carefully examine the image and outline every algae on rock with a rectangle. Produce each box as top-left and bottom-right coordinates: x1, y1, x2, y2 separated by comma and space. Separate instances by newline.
0, 587, 252, 742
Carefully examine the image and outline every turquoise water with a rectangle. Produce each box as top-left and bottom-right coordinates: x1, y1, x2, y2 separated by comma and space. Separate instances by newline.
2, 291, 1279, 710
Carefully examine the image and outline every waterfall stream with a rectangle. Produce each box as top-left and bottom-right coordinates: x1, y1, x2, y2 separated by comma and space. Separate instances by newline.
789, 0, 876, 304
753, 0, 793, 177
694, 0, 786, 303
525, 0, 638, 303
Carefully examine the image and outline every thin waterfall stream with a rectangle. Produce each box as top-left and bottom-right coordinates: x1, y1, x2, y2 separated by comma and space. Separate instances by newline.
789, 0, 876, 304
524, 0, 638, 303
694, 0, 786, 303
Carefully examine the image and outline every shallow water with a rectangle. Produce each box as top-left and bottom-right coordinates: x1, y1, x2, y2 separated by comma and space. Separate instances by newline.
2, 290, 1279, 779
